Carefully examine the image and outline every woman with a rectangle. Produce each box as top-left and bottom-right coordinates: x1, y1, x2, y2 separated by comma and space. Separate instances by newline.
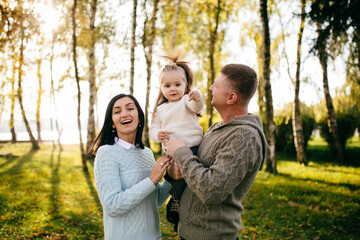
89, 94, 171, 240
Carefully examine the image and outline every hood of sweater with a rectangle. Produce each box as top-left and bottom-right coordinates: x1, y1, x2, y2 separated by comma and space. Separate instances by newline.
208, 113, 271, 170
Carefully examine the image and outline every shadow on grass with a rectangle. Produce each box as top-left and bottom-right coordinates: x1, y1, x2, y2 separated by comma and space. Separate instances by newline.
278, 172, 360, 191
277, 146, 360, 168
0, 155, 18, 169
49, 149, 62, 219
0, 150, 36, 179
245, 179, 360, 239
83, 167, 102, 212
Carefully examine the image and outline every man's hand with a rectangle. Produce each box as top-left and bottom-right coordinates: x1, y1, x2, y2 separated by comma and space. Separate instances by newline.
188, 90, 200, 102
166, 137, 186, 157
167, 160, 183, 180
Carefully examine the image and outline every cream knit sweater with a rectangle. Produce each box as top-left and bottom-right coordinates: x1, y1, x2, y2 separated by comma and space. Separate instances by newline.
150, 90, 204, 148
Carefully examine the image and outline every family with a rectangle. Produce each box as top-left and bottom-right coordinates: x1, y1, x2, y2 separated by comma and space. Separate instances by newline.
88, 54, 271, 240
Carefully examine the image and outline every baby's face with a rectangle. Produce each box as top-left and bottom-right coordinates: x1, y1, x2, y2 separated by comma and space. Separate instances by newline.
161, 71, 187, 102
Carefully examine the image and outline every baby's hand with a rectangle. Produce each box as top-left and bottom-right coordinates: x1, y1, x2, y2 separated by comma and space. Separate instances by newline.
158, 130, 168, 143
188, 90, 200, 102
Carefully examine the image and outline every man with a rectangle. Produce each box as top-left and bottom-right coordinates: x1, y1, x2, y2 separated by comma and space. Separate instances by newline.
166, 64, 271, 240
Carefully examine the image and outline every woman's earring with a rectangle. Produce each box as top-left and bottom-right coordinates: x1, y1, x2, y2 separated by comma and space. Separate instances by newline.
112, 128, 115, 133
138, 124, 142, 128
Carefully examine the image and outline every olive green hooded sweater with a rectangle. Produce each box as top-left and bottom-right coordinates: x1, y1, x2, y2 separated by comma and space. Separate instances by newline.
172, 114, 270, 240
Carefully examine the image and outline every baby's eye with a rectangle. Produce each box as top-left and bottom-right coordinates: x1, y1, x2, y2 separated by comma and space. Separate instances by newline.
176, 84, 181, 86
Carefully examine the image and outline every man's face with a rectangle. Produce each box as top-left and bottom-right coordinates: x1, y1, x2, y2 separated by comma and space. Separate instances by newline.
209, 73, 232, 110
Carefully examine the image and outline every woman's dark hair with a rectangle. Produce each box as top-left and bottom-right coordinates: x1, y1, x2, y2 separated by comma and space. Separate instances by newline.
89, 94, 145, 155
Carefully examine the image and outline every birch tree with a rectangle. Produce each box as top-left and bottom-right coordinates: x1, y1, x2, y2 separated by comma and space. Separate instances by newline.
292, 0, 307, 165
206, 0, 222, 128
36, 57, 43, 142
130, 0, 137, 95
72, 0, 87, 170
142, 0, 160, 147
49, 31, 62, 151
85, 0, 97, 157
17, 1, 40, 151
170, 0, 181, 51
10, 46, 17, 143
260, 0, 276, 173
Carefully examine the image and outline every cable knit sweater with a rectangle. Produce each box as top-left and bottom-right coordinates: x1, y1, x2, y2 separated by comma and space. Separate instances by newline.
150, 89, 204, 148
172, 114, 270, 240
94, 143, 171, 240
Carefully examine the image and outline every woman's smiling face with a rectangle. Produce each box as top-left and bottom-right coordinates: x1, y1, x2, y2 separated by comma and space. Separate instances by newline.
112, 97, 139, 144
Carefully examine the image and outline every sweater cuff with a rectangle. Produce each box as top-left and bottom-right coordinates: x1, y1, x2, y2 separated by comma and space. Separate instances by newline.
173, 146, 194, 167
143, 177, 158, 192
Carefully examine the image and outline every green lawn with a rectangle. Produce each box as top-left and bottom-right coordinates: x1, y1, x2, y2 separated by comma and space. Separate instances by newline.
0, 137, 359, 239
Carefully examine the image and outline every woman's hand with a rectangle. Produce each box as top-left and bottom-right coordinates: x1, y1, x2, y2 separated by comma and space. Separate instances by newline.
158, 130, 168, 143
149, 156, 171, 185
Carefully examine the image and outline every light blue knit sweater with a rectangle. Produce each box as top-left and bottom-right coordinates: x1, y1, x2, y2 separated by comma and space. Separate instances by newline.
94, 143, 171, 240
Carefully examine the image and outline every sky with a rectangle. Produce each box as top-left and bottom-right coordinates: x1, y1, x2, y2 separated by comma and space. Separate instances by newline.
0, 1, 348, 143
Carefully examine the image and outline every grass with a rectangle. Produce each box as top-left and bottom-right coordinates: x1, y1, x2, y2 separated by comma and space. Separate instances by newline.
0, 137, 359, 239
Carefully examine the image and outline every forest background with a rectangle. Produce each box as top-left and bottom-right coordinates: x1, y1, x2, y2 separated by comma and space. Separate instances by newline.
1, 0, 359, 170
0, 0, 359, 239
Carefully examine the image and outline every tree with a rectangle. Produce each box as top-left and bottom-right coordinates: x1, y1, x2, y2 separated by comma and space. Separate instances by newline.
260, 0, 276, 173
49, 31, 63, 151
2, 2, 22, 143
130, 0, 137, 95
170, 0, 181, 51
142, 0, 160, 147
17, 0, 40, 151
72, 0, 87, 170
85, 0, 98, 158
317, 27, 344, 162
36, 55, 43, 142
206, 0, 222, 128
9, 46, 17, 143
307, 0, 359, 162
291, 0, 307, 165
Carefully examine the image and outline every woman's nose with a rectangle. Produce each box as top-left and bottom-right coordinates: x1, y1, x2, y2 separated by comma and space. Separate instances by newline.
120, 110, 129, 117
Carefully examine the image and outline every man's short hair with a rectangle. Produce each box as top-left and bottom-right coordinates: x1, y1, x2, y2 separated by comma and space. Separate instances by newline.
220, 64, 258, 100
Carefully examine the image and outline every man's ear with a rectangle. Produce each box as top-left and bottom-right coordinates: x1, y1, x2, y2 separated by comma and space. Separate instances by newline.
226, 92, 238, 105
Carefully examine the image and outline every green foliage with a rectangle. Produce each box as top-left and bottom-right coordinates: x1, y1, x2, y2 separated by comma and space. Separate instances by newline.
318, 111, 358, 155
0, 140, 359, 239
274, 111, 316, 154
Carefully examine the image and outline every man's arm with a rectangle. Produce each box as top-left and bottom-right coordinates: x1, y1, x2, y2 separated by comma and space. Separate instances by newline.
167, 130, 258, 206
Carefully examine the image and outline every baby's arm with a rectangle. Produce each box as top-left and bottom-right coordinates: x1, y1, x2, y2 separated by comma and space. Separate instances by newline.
158, 130, 168, 143
149, 113, 163, 143
185, 89, 204, 114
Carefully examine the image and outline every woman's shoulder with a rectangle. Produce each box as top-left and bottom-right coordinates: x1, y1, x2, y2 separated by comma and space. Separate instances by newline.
96, 144, 120, 158
137, 146, 153, 155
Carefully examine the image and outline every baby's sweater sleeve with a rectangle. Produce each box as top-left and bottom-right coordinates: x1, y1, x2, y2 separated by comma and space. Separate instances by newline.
184, 89, 204, 114
94, 147, 157, 217
149, 112, 162, 143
